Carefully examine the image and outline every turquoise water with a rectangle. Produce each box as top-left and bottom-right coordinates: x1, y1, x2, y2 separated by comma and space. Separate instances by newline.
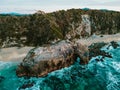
0, 46, 120, 90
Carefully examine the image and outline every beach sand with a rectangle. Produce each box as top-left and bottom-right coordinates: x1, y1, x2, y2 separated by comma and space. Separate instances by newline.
0, 47, 34, 62
0, 33, 120, 62
77, 33, 120, 46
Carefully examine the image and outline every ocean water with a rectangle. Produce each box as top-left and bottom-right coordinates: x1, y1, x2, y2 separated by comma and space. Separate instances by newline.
0, 46, 120, 90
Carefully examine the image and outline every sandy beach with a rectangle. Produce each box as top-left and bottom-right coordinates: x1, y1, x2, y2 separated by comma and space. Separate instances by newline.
0, 33, 120, 62
0, 47, 34, 62
77, 33, 120, 46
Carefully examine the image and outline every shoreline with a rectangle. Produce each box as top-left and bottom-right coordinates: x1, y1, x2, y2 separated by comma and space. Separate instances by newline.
0, 33, 120, 62
0, 47, 34, 62
77, 33, 120, 46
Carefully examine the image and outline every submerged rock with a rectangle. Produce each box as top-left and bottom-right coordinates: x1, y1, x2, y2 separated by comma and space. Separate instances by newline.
19, 82, 34, 90
0, 76, 5, 82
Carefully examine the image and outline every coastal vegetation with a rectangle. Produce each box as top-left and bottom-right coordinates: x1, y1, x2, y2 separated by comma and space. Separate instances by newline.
0, 9, 120, 47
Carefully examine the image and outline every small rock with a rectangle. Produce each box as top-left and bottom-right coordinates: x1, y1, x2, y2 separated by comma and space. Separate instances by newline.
110, 41, 119, 49
19, 82, 34, 90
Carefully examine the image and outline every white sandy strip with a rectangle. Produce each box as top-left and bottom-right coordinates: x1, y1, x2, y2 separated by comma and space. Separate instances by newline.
0, 47, 34, 62
0, 34, 120, 62
77, 33, 120, 46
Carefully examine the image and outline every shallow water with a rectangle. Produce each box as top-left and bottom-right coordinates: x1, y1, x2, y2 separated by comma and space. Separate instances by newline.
0, 47, 120, 90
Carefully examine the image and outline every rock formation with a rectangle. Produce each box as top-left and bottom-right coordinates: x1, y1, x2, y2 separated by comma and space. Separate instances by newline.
16, 40, 116, 77
16, 40, 86, 77
16, 41, 75, 77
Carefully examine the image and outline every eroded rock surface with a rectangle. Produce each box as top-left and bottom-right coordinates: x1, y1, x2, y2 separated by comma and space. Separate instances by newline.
16, 40, 118, 77
16, 41, 75, 77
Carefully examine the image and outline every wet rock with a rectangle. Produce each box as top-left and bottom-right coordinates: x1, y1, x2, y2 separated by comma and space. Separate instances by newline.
19, 82, 34, 90
16, 41, 75, 77
95, 58, 100, 62
0, 76, 5, 82
95, 56, 105, 62
88, 42, 112, 59
87, 42, 112, 63
74, 43, 90, 64
16, 41, 114, 77
110, 41, 119, 49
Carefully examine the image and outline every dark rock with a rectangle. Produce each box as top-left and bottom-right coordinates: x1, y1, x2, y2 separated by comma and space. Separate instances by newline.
0, 76, 5, 82
110, 41, 119, 49
95, 56, 105, 62
100, 56, 104, 62
19, 82, 34, 90
95, 58, 100, 62
88, 42, 112, 59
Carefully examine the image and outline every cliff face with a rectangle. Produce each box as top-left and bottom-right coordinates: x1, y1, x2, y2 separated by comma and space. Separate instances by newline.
0, 9, 120, 48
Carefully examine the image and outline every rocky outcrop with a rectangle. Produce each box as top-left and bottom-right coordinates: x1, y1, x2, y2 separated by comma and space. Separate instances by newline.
110, 41, 119, 49
16, 41, 75, 77
16, 40, 90, 77
88, 42, 112, 59
16, 40, 117, 77
17, 39, 96, 77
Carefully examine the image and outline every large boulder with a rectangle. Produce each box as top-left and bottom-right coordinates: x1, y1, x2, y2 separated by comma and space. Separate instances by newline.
16, 40, 114, 77
16, 41, 75, 77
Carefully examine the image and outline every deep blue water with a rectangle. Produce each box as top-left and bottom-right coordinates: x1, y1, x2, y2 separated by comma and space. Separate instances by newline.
0, 45, 120, 90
